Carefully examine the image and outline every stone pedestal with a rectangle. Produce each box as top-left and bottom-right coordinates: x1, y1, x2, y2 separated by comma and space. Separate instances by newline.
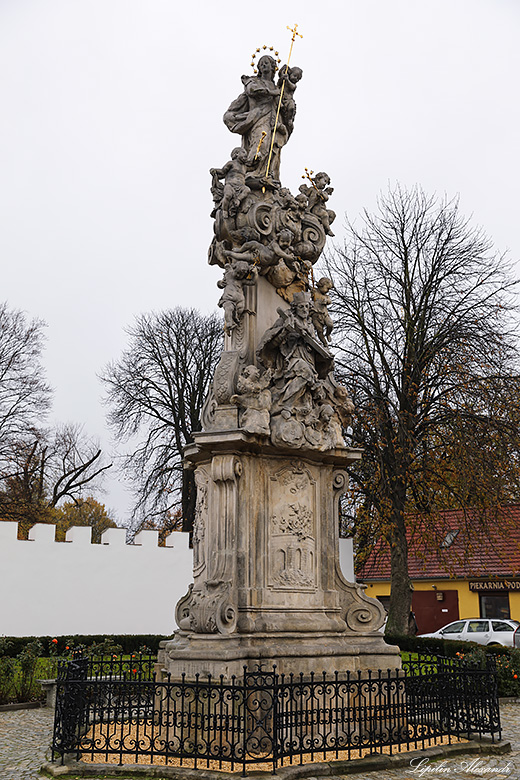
158, 431, 399, 680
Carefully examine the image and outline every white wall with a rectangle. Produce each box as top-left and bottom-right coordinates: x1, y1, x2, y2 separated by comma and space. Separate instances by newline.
339, 537, 354, 582
0, 523, 356, 638
0, 522, 193, 637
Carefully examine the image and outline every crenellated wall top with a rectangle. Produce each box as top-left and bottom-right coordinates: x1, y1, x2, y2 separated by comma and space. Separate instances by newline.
0, 521, 188, 549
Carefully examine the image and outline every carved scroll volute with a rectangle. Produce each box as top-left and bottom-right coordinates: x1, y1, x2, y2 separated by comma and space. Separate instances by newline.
208, 456, 242, 586
331, 469, 386, 633
184, 584, 238, 635
175, 584, 194, 631
332, 470, 348, 495
211, 455, 243, 484
345, 599, 386, 633
332, 470, 348, 529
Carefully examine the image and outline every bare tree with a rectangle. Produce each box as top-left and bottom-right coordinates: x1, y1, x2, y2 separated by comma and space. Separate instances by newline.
46, 423, 112, 506
101, 308, 223, 533
0, 424, 111, 536
325, 186, 520, 635
0, 302, 51, 464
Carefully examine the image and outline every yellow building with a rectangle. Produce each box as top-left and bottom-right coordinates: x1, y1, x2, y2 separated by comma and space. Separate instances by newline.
355, 506, 520, 634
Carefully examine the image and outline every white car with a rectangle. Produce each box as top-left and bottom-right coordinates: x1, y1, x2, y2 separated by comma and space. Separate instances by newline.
418, 618, 520, 648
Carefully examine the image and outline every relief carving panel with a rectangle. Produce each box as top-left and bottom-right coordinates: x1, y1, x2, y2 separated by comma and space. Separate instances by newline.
268, 462, 317, 591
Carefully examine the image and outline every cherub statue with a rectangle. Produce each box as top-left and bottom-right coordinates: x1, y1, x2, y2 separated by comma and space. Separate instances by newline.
210, 147, 251, 219
318, 403, 344, 449
223, 228, 298, 273
217, 260, 257, 334
333, 383, 355, 429
303, 402, 341, 450
278, 65, 303, 137
311, 277, 334, 345
299, 172, 336, 236
295, 192, 308, 213
274, 187, 299, 211
231, 365, 272, 436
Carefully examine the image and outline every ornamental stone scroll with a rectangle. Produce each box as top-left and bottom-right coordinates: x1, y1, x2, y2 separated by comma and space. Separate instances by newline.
331, 470, 386, 633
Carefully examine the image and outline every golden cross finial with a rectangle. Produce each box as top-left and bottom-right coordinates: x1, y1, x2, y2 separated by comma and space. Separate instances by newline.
287, 24, 303, 44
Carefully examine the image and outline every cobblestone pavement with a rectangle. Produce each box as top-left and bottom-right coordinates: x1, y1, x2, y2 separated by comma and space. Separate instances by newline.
0, 706, 54, 780
1, 703, 520, 780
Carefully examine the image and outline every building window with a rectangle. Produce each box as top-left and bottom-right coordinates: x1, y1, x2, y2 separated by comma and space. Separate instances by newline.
480, 593, 510, 619
440, 530, 459, 548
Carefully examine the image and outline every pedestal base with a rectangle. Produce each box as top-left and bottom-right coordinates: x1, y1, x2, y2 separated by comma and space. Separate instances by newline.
157, 630, 401, 680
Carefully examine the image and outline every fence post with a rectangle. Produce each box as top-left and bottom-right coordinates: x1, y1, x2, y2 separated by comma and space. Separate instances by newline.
242, 666, 248, 778
271, 665, 278, 775
52, 657, 89, 763
486, 655, 502, 742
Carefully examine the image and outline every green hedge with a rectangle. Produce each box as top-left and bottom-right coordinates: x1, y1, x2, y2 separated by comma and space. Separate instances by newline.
0, 634, 171, 658
384, 634, 462, 656
385, 632, 516, 657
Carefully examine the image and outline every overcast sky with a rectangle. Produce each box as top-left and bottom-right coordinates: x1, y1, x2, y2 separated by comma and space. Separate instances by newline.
1, 0, 519, 523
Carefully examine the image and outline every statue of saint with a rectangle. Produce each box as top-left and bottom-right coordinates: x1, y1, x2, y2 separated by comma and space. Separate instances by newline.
223, 55, 292, 180
257, 292, 333, 415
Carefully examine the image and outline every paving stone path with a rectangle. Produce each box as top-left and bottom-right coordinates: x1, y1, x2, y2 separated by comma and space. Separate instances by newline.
1, 703, 520, 780
0, 706, 54, 779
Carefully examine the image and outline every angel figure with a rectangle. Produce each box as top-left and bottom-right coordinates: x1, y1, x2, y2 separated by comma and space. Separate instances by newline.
223, 228, 298, 272
299, 171, 336, 236
217, 260, 256, 334
231, 365, 272, 436
210, 147, 251, 219
311, 277, 334, 345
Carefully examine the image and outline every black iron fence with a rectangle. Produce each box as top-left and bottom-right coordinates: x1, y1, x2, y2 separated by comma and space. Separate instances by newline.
52, 653, 501, 774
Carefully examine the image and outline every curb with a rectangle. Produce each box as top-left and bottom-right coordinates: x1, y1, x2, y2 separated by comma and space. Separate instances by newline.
41, 738, 512, 778
0, 701, 42, 712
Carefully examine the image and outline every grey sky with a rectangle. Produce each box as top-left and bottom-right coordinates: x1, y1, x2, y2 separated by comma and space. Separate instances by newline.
1, 0, 519, 522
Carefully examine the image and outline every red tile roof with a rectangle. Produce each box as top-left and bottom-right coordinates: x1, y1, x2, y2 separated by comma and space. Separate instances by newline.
355, 505, 520, 581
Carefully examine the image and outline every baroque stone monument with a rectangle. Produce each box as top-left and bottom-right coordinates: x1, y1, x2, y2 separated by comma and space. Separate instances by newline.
159, 33, 399, 679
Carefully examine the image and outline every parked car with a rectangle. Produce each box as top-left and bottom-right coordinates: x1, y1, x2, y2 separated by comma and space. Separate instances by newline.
418, 618, 520, 647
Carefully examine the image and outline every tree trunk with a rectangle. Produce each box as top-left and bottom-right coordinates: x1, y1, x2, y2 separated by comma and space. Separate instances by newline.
181, 468, 196, 536
385, 512, 413, 635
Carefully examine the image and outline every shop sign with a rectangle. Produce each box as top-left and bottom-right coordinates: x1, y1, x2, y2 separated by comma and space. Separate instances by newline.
469, 580, 520, 592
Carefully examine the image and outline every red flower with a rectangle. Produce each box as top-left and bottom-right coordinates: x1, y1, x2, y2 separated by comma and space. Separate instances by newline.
51, 638, 58, 644
65, 646, 69, 650
132, 668, 137, 673
514, 674, 518, 679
